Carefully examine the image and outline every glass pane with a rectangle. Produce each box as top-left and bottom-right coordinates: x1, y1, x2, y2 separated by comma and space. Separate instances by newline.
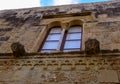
50, 27, 61, 33
42, 41, 59, 49
64, 40, 81, 49
68, 26, 81, 33
47, 34, 61, 40
66, 33, 81, 40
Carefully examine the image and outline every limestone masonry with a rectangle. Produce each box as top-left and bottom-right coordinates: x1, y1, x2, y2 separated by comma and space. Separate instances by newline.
0, 0, 120, 84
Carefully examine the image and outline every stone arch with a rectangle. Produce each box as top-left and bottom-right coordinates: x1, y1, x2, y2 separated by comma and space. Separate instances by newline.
47, 21, 62, 30
68, 19, 83, 28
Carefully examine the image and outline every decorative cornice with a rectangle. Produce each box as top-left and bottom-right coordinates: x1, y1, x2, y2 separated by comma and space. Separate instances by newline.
0, 50, 120, 59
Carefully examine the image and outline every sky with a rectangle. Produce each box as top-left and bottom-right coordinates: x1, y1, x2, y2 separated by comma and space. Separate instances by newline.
0, 0, 109, 10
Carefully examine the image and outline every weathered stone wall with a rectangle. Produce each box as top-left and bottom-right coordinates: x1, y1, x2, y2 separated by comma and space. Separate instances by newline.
83, 21, 120, 50
0, 0, 119, 53
0, 0, 120, 84
0, 53, 120, 84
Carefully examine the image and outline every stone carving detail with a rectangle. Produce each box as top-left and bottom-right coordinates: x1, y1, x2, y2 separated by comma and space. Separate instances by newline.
85, 39, 100, 55
1, 57, 120, 70
11, 42, 26, 57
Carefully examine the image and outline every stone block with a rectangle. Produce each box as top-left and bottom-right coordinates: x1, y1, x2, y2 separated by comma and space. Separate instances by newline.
98, 70, 119, 82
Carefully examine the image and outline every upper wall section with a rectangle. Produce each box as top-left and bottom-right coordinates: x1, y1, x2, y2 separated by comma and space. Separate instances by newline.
0, 0, 120, 53
0, 0, 120, 27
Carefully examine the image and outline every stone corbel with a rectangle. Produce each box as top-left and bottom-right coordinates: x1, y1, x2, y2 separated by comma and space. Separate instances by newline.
11, 42, 26, 57
85, 39, 100, 55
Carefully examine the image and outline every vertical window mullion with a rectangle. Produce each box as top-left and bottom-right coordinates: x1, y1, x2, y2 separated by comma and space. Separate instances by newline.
60, 29, 68, 51
57, 29, 66, 51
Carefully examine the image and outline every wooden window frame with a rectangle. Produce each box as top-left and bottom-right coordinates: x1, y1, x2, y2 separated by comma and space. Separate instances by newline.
39, 25, 82, 52
39, 26, 62, 52
61, 26, 82, 51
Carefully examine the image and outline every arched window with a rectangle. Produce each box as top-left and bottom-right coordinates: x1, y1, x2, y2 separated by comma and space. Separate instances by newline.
40, 27, 62, 52
62, 26, 82, 51
39, 25, 82, 52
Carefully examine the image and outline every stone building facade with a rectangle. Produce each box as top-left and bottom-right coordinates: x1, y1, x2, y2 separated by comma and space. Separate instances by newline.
0, 0, 120, 84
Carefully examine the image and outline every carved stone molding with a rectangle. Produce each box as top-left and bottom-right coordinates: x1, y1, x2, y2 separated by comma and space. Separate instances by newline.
0, 57, 119, 70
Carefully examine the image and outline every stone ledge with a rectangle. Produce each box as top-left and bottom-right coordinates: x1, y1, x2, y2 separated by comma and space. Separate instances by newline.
0, 50, 120, 59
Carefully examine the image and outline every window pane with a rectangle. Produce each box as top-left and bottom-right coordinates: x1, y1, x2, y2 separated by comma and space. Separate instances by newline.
47, 34, 61, 40
50, 28, 61, 33
64, 40, 81, 49
42, 41, 59, 49
68, 26, 81, 33
40, 27, 62, 52
66, 33, 81, 40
